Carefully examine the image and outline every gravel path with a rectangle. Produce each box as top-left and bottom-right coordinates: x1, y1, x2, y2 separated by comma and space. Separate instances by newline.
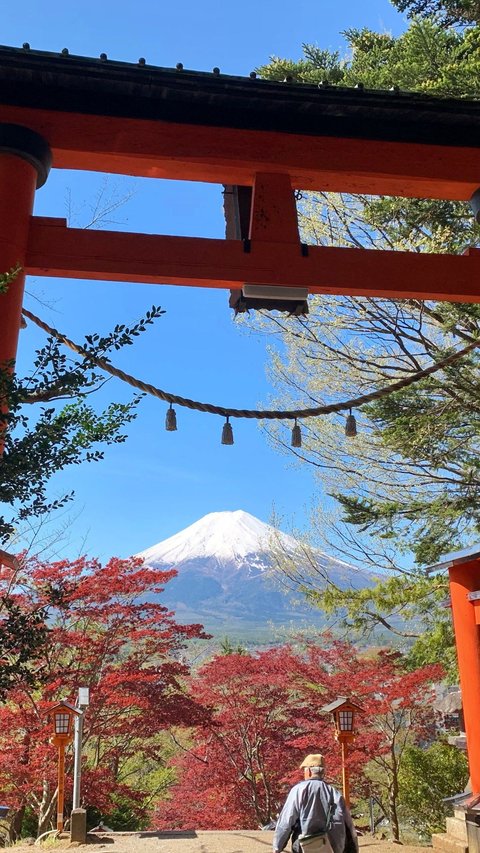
13, 831, 430, 852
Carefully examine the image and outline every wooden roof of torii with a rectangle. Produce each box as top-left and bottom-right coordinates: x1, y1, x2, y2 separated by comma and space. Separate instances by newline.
1, 43, 480, 147
1, 43, 480, 198
1, 44, 480, 303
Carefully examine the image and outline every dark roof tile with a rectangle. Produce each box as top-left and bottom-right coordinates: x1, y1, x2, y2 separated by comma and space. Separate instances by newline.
0, 44, 479, 147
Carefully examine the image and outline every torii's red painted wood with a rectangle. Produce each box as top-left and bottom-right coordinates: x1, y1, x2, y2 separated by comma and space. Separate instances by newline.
25, 215, 480, 303
0, 154, 37, 451
1, 104, 480, 200
248, 173, 299, 243
0, 155, 37, 371
448, 559, 480, 794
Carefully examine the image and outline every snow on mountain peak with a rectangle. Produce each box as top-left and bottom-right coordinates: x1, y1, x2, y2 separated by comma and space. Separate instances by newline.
138, 509, 296, 567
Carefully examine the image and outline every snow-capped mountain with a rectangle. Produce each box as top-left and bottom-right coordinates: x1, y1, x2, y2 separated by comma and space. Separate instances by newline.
140, 510, 297, 570
138, 510, 370, 636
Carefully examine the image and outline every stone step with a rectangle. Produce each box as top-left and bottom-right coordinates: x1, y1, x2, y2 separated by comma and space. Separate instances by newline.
432, 833, 468, 853
446, 817, 468, 842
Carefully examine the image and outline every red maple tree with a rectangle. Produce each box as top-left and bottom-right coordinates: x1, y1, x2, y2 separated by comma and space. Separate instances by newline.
153, 640, 442, 839
0, 555, 209, 837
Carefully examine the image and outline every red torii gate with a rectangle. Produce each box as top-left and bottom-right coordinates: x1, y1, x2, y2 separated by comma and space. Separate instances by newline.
1, 44, 480, 792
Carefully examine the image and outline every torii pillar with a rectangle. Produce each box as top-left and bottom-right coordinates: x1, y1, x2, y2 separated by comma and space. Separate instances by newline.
446, 553, 480, 793
0, 124, 51, 370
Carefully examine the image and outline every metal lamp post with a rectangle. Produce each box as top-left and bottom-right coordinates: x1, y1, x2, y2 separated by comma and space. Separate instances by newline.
73, 687, 89, 810
321, 697, 362, 808
46, 701, 81, 832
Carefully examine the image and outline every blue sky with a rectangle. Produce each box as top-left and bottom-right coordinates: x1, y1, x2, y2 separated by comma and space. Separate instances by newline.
6, 0, 406, 559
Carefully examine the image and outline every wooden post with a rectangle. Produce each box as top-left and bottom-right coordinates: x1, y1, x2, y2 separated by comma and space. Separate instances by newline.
57, 741, 65, 832
0, 125, 50, 453
0, 155, 34, 454
0, 155, 36, 369
448, 558, 480, 793
0, 153, 36, 452
341, 739, 350, 808
0, 125, 50, 368
248, 173, 300, 245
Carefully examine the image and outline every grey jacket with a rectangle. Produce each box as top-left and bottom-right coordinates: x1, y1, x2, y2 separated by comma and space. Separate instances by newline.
273, 779, 358, 853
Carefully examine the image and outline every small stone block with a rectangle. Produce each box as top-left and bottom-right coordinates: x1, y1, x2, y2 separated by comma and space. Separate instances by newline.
432, 832, 468, 853
446, 816, 468, 842
70, 809, 87, 844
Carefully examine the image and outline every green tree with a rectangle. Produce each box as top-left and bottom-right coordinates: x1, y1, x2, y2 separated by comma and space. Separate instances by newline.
0, 580, 48, 701
1, 269, 164, 695
253, 19, 480, 656
391, 0, 480, 28
398, 741, 469, 836
219, 636, 247, 655
258, 19, 480, 95
1, 280, 164, 547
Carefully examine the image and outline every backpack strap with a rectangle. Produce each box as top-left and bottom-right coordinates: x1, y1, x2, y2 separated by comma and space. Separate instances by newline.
324, 785, 336, 830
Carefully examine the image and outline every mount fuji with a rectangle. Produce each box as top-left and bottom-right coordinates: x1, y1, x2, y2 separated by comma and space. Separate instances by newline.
138, 510, 370, 638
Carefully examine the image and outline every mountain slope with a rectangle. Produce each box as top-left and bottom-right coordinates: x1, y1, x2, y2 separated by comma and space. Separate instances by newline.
138, 510, 370, 635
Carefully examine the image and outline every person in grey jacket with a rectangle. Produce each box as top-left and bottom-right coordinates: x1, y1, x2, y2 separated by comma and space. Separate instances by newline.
273, 753, 358, 853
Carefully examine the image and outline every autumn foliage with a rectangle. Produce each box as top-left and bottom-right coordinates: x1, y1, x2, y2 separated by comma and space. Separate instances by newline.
0, 553, 445, 840
0, 555, 208, 835
153, 641, 443, 837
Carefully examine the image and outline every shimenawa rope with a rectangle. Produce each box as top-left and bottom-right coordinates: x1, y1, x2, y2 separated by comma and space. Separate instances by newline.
21, 307, 480, 421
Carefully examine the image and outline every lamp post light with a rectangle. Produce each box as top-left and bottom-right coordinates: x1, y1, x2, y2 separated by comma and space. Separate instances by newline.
321, 697, 362, 808
46, 701, 82, 833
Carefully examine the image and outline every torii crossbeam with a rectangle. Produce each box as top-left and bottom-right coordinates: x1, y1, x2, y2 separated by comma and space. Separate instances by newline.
2, 44, 480, 370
